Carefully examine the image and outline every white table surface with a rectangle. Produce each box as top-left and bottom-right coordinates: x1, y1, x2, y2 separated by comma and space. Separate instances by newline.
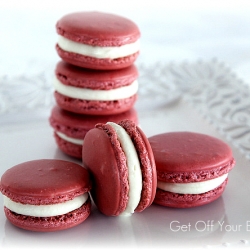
1, 1, 250, 249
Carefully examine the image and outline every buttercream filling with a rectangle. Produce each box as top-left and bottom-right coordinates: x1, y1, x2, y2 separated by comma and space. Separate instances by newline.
3, 193, 88, 217
157, 174, 228, 194
57, 35, 140, 59
107, 122, 142, 216
53, 78, 138, 101
56, 131, 83, 145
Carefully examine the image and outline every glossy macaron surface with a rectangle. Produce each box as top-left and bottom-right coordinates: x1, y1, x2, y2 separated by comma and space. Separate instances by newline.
149, 132, 235, 183
56, 11, 140, 46
1, 159, 91, 205
83, 126, 127, 216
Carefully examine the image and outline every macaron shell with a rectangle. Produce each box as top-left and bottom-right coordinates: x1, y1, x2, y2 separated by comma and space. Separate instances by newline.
82, 126, 129, 216
56, 45, 139, 70
54, 91, 137, 115
118, 120, 157, 212
149, 132, 235, 183
135, 127, 157, 211
56, 11, 140, 46
4, 198, 91, 232
0, 160, 91, 205
154, 178, 228, 208
49, 106, 138, 139
55, 61, 139, 89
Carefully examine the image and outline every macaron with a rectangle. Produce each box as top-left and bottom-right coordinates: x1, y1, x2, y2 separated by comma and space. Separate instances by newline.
54, 61, 138, 115
82, 119, 157, 216
56, 11, 140, 70
148, 132, 236, 208
49, 105, 138, 159
0, 159, 92, 231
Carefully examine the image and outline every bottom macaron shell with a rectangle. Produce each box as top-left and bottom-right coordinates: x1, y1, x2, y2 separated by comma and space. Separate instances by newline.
4, 198, 91, 232
154, 179, 228, 208
54, 133, 82, 159
54, 92, 137, 115
56, 45, 139, 70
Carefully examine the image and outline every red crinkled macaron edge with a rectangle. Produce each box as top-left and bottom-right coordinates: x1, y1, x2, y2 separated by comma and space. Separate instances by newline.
4, 198, 91, 232
118, 119, 157, 212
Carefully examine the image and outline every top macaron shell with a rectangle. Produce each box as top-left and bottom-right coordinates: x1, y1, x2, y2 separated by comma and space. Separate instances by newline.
56, 12, 140, 46
148, 132, 235, 183
56, 11, 140, 70
55, 60, 139, 90
54, 61, 139, 115
0, 159, 91, 205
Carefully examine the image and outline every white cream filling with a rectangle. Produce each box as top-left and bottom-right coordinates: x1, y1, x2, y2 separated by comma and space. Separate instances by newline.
3, 193, 88, 217
107, 122, 142, 216
157, 174, 228, 195
56, 131, 83, 145
53, 78, 138, 101
58, 35, 140, 59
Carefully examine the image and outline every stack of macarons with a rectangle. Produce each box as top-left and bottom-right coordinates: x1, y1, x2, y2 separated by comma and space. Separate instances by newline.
50, 11, 141, 158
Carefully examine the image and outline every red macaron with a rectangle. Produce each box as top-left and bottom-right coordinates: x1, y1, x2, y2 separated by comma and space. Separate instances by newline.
148, 132, 236, 208
53, 61, 138, 115
0, 159, 91, 231
49, 105, 138, 159
56, 11, 140, 70
82, 120, 157, 216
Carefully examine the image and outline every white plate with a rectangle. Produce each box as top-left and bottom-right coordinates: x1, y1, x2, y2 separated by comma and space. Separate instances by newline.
0, 60, 249, 249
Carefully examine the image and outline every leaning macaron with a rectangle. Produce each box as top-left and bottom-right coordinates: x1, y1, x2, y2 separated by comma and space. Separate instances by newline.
56, 11, 140, 70
0, 159, 91, 231
148, 132, 236, 208
82, 119, 157, 216
49, 105, 138, 159
54, 61, 138, 115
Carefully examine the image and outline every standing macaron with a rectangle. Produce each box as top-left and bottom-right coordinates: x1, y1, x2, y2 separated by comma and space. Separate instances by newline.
82, 120, 157, 216
56, 11, 140, 70
49, 105, 138, 158
148, 132, 236, 208
0, 159, 92, 231
53, 61, 138, 115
